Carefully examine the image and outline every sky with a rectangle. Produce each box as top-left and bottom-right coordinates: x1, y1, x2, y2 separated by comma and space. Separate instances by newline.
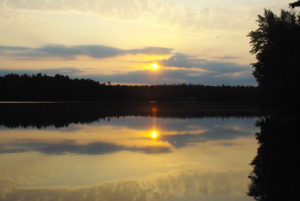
0, 0, 292, 85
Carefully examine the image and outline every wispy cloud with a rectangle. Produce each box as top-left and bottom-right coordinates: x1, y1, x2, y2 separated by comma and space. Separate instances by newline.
0, 0, 289, 31
0, 45, 173, 59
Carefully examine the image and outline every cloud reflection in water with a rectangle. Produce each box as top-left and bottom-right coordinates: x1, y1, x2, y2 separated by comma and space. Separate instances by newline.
0, 116, 257, 201
0, 117, 257, 155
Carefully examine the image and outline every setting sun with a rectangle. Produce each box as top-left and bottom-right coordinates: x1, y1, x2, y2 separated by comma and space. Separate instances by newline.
151, 130, 158, 139
151, 64, 159, 70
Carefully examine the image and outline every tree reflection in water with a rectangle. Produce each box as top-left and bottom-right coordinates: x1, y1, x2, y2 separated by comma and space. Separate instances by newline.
248, 110, 299, 201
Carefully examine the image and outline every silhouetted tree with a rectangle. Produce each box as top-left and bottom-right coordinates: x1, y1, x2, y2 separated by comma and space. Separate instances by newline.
248, 7, 300, 201
248, 9, 300, 108
289, 1, 300, 8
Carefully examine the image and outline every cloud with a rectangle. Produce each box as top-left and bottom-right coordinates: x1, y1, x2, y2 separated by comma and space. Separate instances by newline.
0, 140, 171, 155
214, 56, 241, 60
128, 47, 173, 55
161, 53, 250, 74
0, 45, 30, 51
0, 44, 173, 59
160, 53, 207, 69
0, 168, 251, 201
0, 0, 289, 31
150, 53, 255, 85
0, 51, 256, 85
2, 0, 150, 19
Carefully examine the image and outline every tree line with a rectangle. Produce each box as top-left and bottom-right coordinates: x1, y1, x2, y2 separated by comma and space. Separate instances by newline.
0, 73, 259, 102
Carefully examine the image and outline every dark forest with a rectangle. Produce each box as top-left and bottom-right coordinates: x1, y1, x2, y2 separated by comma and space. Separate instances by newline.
0, 73, 259, 102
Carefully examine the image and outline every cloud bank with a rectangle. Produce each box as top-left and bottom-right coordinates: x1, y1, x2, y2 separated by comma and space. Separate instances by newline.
161, 53, 251, 73
0, 44, 256, 85
0, 45, 172, 59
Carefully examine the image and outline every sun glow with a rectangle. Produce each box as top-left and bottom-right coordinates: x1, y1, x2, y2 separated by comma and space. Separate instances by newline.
151, 63, 159, 70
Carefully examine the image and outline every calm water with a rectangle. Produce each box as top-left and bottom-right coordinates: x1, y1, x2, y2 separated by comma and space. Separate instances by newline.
0, 114, 258, 201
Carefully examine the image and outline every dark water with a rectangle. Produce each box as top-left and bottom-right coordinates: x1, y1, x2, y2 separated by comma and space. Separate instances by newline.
0, 103, 259, 201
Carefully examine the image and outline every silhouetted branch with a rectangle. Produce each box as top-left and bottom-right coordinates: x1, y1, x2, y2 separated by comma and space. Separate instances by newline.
289, 1, 300, 8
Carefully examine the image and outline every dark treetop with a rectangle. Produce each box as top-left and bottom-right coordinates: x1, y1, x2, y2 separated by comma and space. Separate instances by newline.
248, 9, 300, 109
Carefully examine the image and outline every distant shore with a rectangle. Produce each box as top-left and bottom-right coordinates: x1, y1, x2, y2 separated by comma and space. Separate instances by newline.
0, 101, 261, 128
1, 74, 259, 102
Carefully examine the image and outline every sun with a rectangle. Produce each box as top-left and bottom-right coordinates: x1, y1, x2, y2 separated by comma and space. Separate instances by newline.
151, 63, 159, 70
151, 130, 158, 139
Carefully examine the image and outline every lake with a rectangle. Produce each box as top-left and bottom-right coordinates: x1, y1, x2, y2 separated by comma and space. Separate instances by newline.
0, 103, 259, 201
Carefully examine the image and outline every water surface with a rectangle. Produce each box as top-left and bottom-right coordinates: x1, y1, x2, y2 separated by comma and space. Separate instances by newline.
0, 107, 258, 201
